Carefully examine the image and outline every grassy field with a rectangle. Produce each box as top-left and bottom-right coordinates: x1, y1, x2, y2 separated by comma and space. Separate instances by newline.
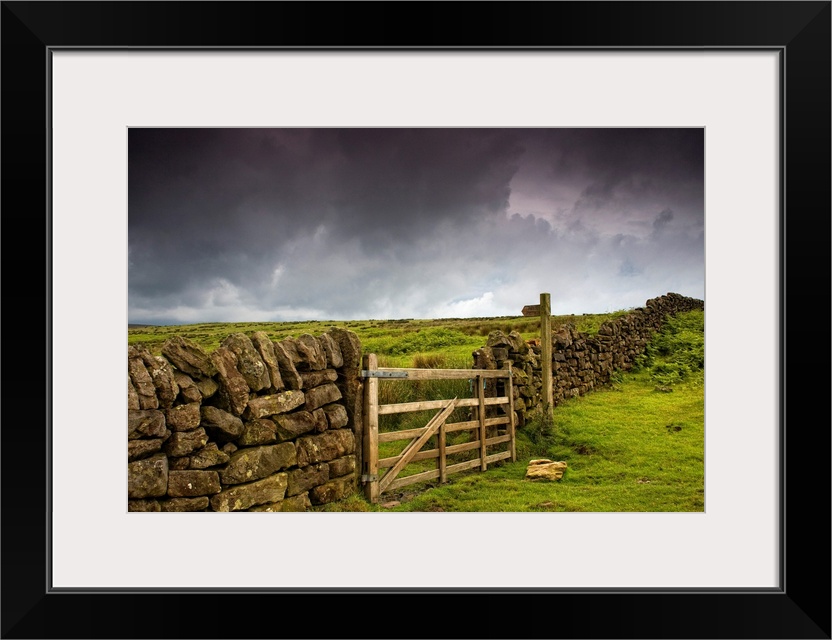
317, 309, 705, 513
128, 310, 629, 366
128, 308, 704, 513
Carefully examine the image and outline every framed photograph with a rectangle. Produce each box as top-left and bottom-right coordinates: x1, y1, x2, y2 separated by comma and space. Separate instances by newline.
3, 2, 829, 638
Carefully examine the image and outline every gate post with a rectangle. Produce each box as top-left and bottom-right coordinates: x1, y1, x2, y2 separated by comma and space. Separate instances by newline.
362, 353, 380, 503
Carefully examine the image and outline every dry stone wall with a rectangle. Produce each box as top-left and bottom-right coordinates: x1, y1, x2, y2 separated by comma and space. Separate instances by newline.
127, 329, 363, 512
472, 293, 704, 427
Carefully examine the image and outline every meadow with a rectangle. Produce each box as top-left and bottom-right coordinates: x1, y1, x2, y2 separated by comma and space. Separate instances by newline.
128, 308, 704, 512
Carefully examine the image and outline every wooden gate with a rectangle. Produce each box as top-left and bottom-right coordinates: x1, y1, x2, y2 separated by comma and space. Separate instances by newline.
360, 354, 516, 503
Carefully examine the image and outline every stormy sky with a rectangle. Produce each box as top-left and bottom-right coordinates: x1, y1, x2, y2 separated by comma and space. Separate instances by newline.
128, 128, 704, 325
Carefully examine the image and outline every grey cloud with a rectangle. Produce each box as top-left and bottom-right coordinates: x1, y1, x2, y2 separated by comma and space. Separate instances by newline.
128, 128, 704, 324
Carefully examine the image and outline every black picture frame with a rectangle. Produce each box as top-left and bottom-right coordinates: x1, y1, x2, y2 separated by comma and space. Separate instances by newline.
2, 2, 829, 638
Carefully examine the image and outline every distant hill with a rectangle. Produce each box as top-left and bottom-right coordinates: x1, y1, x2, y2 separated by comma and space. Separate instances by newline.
128, 324, 157, 329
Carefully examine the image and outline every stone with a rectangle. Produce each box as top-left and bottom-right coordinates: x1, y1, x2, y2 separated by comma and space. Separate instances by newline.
296, 429, 355, 466
174, 372, 203, 404
304, 383, 342, 411
299, 369, 338, 388
274, 411, 317, 440
128, 350, 158, 409
507, 330, 529, 354
525, 459, 567, 481
312, 408, 328, 433
210, 347, 250, 415
287, 463, 329, 496
491, 347, 509, 362
221, 442, 238, 455
219, 443, 297, 485
164, 403, 202, 431
128, 438, 164, 461
327, 328, 362, 369
161, 336, 217, 378
472, 347, 497, 370
309, 475, 356, 505
210, 473, 289, 512
272, 340, 303, 390
169, 457, 191, 470
128, 375, 139, 410
553, 326, 573, 349
328, 454, 356, 479
486, 330, 512, 348
221, 333, 271, 392
189, 443, 231, 469
128, 499, 161, 512
128, 409, 166, 439
160, 497, 210, 512
167, 470, 221, 497
282, 493, 312, 512
164, 427, 208, 457
195, 377, 219, 400
140, 353, 179, 408
200, 405, 244, 440
238, 419, 278, 446
248, 493, 311, 512
244, 390, 305, 419
294, 334, 327, 370
128, 453, 168, 499
323, 404, 349, 430
317, 333, 344, 368
251, 331, 285, 392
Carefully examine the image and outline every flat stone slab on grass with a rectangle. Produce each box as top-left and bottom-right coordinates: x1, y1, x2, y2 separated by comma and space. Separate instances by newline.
525, 459, 567, 481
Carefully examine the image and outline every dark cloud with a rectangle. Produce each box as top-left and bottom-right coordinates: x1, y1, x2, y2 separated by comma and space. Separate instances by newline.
128, 128, 704, 323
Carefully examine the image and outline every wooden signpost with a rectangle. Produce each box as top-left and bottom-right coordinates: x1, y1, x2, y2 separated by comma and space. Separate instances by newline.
526, 293, 553, 428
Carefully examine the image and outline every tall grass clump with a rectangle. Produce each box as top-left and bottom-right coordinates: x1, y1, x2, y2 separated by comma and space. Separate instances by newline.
634, 310, 704, 387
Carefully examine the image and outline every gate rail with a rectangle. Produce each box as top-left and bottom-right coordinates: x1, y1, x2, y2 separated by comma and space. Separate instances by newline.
361, 354, 516, 503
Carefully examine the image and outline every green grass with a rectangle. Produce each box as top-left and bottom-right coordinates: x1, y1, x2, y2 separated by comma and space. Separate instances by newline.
127, 312, 628, 361
313, 309, 705, 513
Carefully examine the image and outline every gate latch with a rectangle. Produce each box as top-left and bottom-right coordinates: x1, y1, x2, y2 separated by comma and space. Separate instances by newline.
361, 474, 378, 483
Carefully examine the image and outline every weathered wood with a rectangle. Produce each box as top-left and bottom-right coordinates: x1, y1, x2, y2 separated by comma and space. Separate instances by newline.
378, 396, 507, 415
477, 374, 487, 472
506, 362, 516, 462
540, 292, 554, 428
375, 367, 510, 380
378, 434, 512, 468
438, 415, 447, 484
377, 416, 508, 443
384, 451, 511, 492
378, 399, 457, 493
386, 467, 441, 491
363, 354, 380, 503
485, 450, 512, 464
445, 416, 509, 432
522, 304, 541, 317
